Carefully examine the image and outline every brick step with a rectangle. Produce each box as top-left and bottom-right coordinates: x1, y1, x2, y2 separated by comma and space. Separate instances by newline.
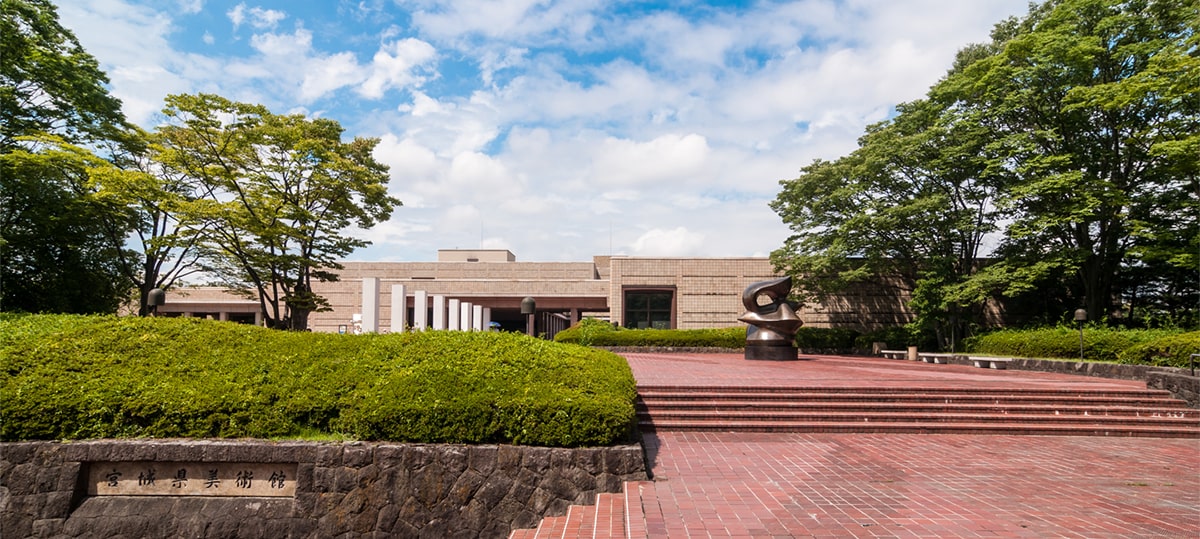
636, 419, 1200, 438
638, 393, 1187, 408
534, 515, 568, 538
638, 401, 1198, 418
638, 409, 1200, 427
507, 490, 628, 539
561, 504, 594, 538
593, 491, 626, 538
637, 385, 1178, 399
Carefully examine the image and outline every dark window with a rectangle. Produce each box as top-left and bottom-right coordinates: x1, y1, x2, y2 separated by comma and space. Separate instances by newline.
624, 290, 673, 329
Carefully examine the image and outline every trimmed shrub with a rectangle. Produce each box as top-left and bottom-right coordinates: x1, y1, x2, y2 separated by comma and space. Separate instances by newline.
556, 322, 861, 351
963, 326, 1182, 362
793, 327, 860, 351
0, 314, 636, 446
555, 321, 745, 348
1117, 331, 1200, 368
553, 318, 620, 346
853, 326, 930, 350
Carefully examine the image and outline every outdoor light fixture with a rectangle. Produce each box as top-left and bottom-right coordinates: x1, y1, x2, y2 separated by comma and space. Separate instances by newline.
147, 288, 166, 316
1074, 308, 1087, 360
521, 297, 536, 336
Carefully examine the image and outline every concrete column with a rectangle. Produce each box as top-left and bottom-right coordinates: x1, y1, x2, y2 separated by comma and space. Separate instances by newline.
362, 277, 380, 333
390, 284, 407, 333
432, 295, 446, 330
219, 312, 229, 322
472, 305, 484, 331
461, 302, 473, 331
254, 311, 263, 327
448, 299, 461, 330
413, 290, 428, 331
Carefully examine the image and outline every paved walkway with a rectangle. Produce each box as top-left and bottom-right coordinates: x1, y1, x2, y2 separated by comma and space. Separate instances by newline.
623, 353, 1200, 538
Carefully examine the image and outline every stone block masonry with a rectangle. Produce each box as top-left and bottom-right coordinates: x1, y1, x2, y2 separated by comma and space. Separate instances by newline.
0, 440, 647, 538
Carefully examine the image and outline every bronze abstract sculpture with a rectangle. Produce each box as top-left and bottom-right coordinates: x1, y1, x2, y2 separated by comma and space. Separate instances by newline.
738, 276, 804, 360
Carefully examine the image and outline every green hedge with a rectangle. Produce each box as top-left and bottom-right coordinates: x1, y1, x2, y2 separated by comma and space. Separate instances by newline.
554, 320, 744, 348
554, 320, 867, 351
851, 326, 937, 351
1117, 331, 1200, 368
963, 326, 1186, 363
793, 327, 860, 350
0, 315, 636, 446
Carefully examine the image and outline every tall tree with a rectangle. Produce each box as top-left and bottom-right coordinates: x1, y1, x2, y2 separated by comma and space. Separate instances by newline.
1, 138, 129, 313
946, 0, 1198, 322
156, 94, 400, 330
771, 96, 1003, 347
86, 130, 214, 316
0, 0, 132, 313
0, 0, 125, 149
773, 0, 1198, 334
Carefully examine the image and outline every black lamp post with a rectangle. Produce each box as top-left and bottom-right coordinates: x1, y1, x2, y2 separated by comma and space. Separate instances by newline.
520, 296, 536, 337
1074, 308, 1087, 360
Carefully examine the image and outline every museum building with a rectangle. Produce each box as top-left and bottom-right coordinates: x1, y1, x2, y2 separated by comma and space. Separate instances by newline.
156, 249, 913, 337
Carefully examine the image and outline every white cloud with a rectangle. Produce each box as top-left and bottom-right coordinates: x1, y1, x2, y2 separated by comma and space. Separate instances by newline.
54, 0, 1032, 263
358, 38, 438, 99
404, 0, 602, 43
227, 3, 246, 28
300, 52, 361, 101
590, 133, 711, 188
178, 0, 203, 15
228, 3, 286, 31
631, 227, 707, 257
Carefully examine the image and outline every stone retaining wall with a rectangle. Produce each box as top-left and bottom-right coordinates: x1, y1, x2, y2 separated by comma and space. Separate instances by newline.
1146, 371, 1200, 409
0, 440, 647, 539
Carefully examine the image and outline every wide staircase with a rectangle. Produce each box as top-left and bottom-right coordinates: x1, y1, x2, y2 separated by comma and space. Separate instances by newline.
509, 382, 1199, 538
635, 384, 1200, 437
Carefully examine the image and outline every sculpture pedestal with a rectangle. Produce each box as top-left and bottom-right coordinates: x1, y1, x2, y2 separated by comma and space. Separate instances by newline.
745, 342, 800, 361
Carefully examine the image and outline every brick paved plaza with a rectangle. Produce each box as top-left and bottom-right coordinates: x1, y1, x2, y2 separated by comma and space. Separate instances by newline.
625, 353, 1200, 539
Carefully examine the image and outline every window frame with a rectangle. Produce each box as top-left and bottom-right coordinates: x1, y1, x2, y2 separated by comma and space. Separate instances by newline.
622, 286, 676, 329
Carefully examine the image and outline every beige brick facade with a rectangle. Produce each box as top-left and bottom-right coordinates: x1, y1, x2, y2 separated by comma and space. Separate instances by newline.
156, 249, 916, 334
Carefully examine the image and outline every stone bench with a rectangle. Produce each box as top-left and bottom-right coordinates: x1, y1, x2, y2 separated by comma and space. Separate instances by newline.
969, 356, 1012, 370
880, 349, 908, 360
918, 353, 954, 364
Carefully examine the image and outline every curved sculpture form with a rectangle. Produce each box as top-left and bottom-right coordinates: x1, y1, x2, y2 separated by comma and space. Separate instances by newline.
737, 276, 804, 360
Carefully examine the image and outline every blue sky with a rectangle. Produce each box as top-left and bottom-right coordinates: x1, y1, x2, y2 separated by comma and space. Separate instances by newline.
55, 0, 1031, 263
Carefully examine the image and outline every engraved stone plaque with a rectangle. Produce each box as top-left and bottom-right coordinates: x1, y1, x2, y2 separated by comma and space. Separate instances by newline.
87, 462, 297, 497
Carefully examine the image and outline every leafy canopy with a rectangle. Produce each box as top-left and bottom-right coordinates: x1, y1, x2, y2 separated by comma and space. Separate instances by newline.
771, 0, 1199, 339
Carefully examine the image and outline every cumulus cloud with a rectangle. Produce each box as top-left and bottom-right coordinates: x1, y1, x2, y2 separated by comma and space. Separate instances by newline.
228, 3, 286, 31
358, 38, 438, 99
631, 227, 707, 257
58, 0, 1032, 262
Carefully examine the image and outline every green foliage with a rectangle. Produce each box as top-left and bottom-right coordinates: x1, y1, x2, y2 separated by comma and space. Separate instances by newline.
963, 326, 1182, 362
0, 315, 636, 446
1117, 332, 1200, 368
1, 0, 134, 314
555, 322, 744, 348
0, 0, 128, 148
853, 326, 937, 351
571, 317, 620, 346
557, 322, 868, 351
793, 327, 860, 350
155, 93, 402, 330
1, 138, 130, 313
771, 0, 1199, 330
